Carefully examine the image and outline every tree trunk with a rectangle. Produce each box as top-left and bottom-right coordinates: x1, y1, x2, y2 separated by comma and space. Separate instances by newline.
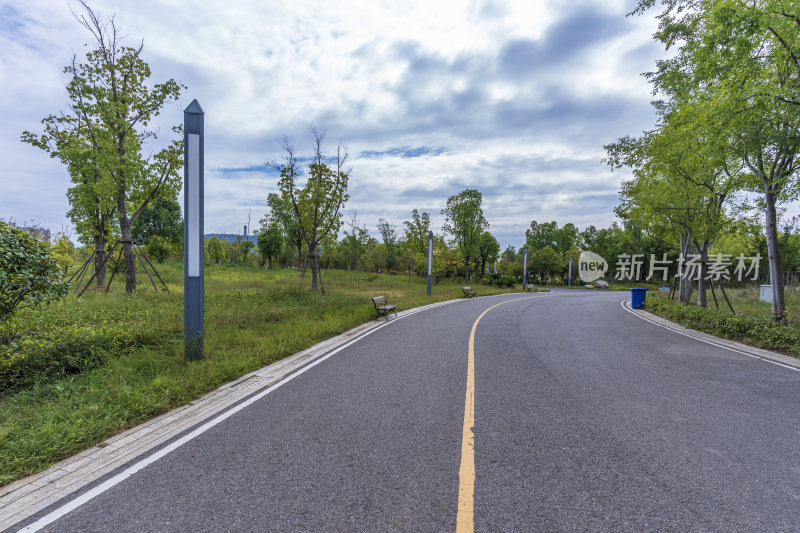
464, 257, 471, 283
120, 214, 137, 292
296, 241, 303, 269
94, 233, 107, 288
764, 190, 785, 321
697, 243, 709, 308
679, 232, 694, 304
309, 248, 319, 291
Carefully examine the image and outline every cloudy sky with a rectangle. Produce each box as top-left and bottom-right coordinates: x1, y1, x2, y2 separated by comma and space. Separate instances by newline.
0, 0, 665, 249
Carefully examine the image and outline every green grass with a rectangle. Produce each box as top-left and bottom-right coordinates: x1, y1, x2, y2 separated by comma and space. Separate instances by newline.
0, 263, 517, 487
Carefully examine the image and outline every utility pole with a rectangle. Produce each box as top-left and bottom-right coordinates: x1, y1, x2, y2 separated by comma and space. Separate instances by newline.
427, 230, 433, 296
523, 247, 528, 290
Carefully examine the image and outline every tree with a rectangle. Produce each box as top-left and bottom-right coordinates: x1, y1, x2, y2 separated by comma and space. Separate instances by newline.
377, 218, 397, 269
277, 128, 349, 292
145, 235, 173, 263
131, 199, 183, 246
256, 221, 283, 269
441, 189, 488, 282
341, 213, 369, 271
267, 193, 304, 269
531, 247, 563, 283
403, 209, 431, 255
477, 232, 500, 275
50, 233, 76, 275
632, 0, 800, 318
24, 3, 184, 293
205, 237, 225, 264
0, 222, 68, 321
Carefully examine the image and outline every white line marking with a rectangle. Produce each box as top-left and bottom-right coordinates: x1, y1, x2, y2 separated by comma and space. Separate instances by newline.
619, 300, 800, 372
19, 298, 476, 532
17, 293, 541, 531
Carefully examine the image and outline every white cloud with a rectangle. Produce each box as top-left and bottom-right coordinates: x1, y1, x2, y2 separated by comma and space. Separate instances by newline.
0, 0, 666, 248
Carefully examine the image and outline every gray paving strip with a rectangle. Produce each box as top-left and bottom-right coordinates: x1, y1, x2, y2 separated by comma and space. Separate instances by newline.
0, 295, 505, 532
622, 299, 800, 371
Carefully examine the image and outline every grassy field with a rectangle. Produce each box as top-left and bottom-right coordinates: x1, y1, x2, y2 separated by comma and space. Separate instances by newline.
0, 263, 518, 487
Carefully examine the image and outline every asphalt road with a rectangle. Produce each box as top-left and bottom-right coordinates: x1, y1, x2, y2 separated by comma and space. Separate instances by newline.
20, 290, 800, 532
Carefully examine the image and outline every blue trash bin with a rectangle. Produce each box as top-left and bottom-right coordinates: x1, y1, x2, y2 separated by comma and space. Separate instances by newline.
631, 288, 648, 309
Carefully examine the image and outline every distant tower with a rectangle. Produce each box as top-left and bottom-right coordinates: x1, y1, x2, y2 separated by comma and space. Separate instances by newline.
243, 224, 248, 240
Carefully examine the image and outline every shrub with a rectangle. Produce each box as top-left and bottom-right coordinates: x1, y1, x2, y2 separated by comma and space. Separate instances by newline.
146, 235, 174, 263
0, 222, 68, 321
496, 275, 516, 288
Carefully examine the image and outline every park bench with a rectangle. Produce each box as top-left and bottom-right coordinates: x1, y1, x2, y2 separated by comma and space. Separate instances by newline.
462, 286, 477, 297
372, 295, 397, 321
524, 285, 536, 292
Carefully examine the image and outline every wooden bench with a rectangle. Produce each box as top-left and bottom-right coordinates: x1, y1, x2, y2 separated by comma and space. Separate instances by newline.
462, 286, 477, 297
372, 295, 397, 321
524, 285, 536, 292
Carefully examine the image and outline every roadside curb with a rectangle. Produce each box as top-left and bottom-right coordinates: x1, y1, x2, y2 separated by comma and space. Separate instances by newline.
622, 300, 800, 371
0, 295, 486, 532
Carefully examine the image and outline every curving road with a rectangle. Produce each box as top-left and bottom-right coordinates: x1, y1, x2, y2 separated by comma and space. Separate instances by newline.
17, 290, 800, 532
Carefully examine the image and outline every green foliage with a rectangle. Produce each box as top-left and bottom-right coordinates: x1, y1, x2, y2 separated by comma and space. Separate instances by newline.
495, 275, 516, 288
0, 223, 68, 322
256, 222, 284, 268
145, 235, 173, 263
403, 209, 431, 255
0, 304, 171, 392
21, 6, 184, 293
530, 247, 563, 282
205, 237, 225, 264
132, 199, 183, 246
644, 294, 800, 357
441, 188, 488, 281
49, 233, 75, 275
277, 133, 350, 291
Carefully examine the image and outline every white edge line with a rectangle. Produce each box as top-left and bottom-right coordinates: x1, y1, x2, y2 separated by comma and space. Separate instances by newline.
18, 300, 458, 532
16, 292, 539, 531
619, 299, 800, 372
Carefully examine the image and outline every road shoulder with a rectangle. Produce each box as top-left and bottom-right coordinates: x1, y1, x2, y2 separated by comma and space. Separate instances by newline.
622, 300, 800, 372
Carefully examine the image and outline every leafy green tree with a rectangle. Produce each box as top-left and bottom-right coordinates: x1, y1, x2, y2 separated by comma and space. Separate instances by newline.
50, 233, 76, 275
277, 129, 349, 292
145, 235, 173, 263
241, 240, 254, 265
205, 237, 225, 264
632, 0, 800, 318
477, 232, 500, 275
23, 4, 184, 293
267, 193, 304, 268
131, 199, 183, 246
256, 221, 283, 269
531, 247, 563, 284
377, 218, 397, 269
441, 189, 488, 282
0, 222, 68, 321
403, 209, 431, 255
340, 213, 369, 271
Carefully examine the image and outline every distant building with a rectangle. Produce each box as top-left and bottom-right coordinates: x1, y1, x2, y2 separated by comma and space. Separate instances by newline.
22, 226, 51, 242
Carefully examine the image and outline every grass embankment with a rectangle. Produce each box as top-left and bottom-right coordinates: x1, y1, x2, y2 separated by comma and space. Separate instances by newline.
643, 287, 800, 358
0, 264, 516, 486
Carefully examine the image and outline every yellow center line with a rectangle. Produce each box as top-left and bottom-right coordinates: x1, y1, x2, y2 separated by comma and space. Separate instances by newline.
456, 297, 536, 533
